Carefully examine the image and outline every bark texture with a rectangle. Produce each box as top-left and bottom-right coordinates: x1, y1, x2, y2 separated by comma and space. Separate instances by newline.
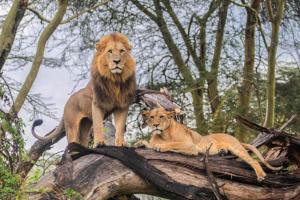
264, 0, 285, 127
0, 0, 28, 71
237, 0, 261, 141
27, 145, 300, 200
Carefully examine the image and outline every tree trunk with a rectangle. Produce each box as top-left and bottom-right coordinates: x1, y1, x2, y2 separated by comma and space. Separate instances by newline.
206, 0, 230, 132
237, 0, 261, 141
264, 0, 285, 127
26, 146, 300, 200
0, 0, 28, 71
10, 0, 68, 114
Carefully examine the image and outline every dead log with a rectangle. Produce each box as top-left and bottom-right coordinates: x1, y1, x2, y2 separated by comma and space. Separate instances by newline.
26, 144, 300, 200
236, 115, 300, 167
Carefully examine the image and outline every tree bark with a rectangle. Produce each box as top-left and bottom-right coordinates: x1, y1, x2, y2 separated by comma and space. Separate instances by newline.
237, 0, 261, 141
10, 0, 68, 114
206, 0, 230, 132
26, 147, 300, 200
264, 0, 285, 127
0, 0, 28, 71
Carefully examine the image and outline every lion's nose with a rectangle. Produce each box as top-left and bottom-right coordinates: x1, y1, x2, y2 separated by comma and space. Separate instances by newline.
113, 59, 121, 64
153, 123, 159, 127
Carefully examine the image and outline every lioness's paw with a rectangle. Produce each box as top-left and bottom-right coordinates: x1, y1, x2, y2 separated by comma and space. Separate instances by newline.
153, 146, 161, 152
257, 171, 266, 182
134, 140, 148, 148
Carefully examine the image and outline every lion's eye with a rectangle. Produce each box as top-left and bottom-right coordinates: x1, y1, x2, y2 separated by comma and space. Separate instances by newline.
150, 116, 154, 119
120, 49, 125, 53
108, 49, 113, 53
160, 115, 164, 119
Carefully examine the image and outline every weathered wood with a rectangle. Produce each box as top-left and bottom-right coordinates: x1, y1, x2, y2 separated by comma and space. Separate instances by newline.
68, 143, 214, 200
27, 145, 300, 200
236, 115, 300, 167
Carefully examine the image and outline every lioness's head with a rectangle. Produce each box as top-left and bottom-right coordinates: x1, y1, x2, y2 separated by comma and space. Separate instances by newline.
142, 108, 175, 135
93, 32, 135, 81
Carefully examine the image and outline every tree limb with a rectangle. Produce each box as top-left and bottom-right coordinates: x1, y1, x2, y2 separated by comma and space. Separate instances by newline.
10, 0, 68, 114
27, 0, 111, 24
27, 145, 300, 200
0, 0, 29, 71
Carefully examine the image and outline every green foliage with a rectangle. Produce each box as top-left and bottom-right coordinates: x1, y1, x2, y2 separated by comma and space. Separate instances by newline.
63, 188, 82, 200
276, 67, 300, 132
0, 158, 20, 199
25, 168, 43, 186
0, 85, 26, 199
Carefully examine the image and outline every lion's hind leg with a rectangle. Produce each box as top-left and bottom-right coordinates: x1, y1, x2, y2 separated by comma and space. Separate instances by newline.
228, 142, 266, 181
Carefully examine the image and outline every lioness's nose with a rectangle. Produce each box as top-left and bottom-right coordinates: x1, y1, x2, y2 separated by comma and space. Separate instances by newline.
153, 123, 159, 127
113, 59, 121, 64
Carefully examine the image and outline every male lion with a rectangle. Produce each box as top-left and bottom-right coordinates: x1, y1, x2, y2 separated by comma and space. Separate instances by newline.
32, 33, 136, 147
138, 107, 282, 181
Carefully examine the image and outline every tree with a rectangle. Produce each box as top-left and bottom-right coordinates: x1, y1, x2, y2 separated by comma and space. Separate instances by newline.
0, 0, 28, 71
264, 0, 286, 127
237, 0, 261, 141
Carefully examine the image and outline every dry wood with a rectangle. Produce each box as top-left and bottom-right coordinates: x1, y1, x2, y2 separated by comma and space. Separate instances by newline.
237, 115, 300, 167
27, 144, 300, 200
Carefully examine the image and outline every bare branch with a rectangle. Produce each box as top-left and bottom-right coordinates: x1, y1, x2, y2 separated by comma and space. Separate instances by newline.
28, 0, 112, 24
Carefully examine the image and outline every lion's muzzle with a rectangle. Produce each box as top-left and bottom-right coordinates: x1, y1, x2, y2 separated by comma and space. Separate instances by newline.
111, 66, 123, 74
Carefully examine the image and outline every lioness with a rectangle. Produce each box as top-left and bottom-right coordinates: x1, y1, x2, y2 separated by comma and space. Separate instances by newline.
32, 33, 136, 147
138, 107, 282, 181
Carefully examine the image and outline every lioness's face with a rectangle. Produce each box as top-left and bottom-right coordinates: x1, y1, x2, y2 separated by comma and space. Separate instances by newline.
104, 41, 129, 74
143, 108, 174, 135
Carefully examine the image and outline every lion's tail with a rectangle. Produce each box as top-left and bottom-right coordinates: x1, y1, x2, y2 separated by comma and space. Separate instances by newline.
242, 143, 282, 171
32, 118, 65, 141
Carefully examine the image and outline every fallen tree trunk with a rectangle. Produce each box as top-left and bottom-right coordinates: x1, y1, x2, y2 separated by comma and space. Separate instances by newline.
27, 145, 300, 200
237, 115, 300, 167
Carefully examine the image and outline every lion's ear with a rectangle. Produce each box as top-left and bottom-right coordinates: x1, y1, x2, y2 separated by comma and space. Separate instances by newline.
125, 42, 133, 51
95, 42, 104, 52
128, 43, 133, 51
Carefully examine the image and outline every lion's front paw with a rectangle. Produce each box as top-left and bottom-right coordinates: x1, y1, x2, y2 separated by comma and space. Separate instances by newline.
115, 137, 125, 147
93, 141, 105, 149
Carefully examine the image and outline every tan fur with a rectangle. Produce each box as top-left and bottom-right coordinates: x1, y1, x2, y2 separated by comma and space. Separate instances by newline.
138, 108, 282, 181
91, 32, 136, 147
32, 82, 93, 147
32, 33, 136, 147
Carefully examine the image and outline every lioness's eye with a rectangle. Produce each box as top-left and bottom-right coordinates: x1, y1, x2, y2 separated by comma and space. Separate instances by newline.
120, 49, 125, 53
108, 49, 112, 53
160, 115, 164, 119
150, 116, 154, 119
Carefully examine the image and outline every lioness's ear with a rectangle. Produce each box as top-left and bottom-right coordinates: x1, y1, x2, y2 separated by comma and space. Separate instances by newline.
142, 111, 150, 119
166, 111, 176, 119
141, 110, 150, 128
